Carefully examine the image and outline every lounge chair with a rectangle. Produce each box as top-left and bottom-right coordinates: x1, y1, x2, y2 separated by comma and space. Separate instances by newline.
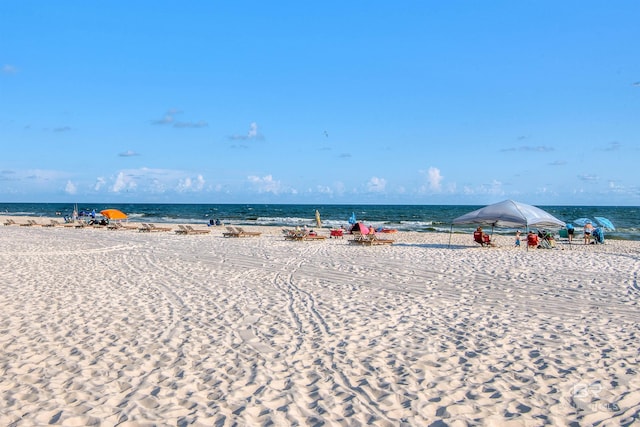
3, 219, 17, 226
175, 225, 189, 235
223, 226, 241, 237
139, 223, 171, 232
348, 232, 394, 246
43, 219, 61, 227
20, 219, 41, 227
176, 225, 210, 235
107, 222, 138, 231
234, 227, 261, 237
283, 228, 325, 241
223, 226, 260, 237
149, 224, 171, 232
185, 225, 210, 235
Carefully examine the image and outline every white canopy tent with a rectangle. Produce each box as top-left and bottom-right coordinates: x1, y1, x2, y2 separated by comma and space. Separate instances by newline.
449, 200, 566, 247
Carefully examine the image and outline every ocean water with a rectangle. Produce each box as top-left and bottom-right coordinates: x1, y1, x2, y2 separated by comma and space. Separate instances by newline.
1, 203, 638, 241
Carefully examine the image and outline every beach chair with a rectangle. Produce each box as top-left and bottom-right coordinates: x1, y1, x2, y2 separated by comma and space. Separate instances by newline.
223, 226, 242, 237
330, 229, 344, 238
235, 227, 261, 237
536, 230, 556, 249
138, 223, 153, 232
43, 219, 61, 227
284, 229, 325, 241
185, 225, 210, 235
175, 225, 190, 235
3, 219, 17, 226
107, 222, 137, 231
537, 238, 552, 249
224, 226, 260, 237
149, 223, 171, 232
473, 231, 484, 245
473, 231, 493, 247
349, 232, 394, 246
139, 223, 170, 232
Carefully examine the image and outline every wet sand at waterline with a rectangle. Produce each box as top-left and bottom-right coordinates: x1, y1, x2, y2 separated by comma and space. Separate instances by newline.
1, 218, 639, 426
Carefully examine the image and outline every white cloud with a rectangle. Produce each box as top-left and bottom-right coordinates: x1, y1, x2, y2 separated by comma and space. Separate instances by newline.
230, 122, 263, 141
105, 168, 211, 195
119, 150, 140, 157
177, 174, 205, 192
367, 176, 386, 192
174, 121, 208, 129
316, 185, 333, 195
112, 171, 137, 193
151, 110, 207, 128
64, 181, 77, 195
94, 177, 106, 191
247, 174, 284, 194
248, 122, 258, 138
2, 64, 18, 74
427, 167, 443, 191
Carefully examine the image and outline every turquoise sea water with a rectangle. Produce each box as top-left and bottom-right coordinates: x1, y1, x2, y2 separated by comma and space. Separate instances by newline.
1, 203, 638, 240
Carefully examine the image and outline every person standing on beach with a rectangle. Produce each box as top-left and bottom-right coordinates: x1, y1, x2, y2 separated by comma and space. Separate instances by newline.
567, 224, 574, 243
584, 222, 594, 244
515, 230, 521, 247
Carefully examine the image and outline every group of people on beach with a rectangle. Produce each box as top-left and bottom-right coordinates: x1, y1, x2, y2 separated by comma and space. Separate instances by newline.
480, 227, 560, 249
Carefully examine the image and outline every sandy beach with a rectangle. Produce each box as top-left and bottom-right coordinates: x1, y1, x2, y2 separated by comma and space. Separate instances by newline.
1, 217, 638, 426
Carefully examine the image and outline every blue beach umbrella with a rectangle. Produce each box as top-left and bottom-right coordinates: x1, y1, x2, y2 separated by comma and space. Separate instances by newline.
573, 218, 593, 227
348, 212, 357, 225
594, 216, 615, 231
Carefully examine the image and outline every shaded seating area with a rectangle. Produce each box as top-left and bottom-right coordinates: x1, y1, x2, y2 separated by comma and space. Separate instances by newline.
451, 200, 566, 249
223, 226, 261, 238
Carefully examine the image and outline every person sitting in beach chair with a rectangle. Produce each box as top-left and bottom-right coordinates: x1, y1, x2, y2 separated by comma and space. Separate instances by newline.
535, 230, 555, 249
527, 231, 539, 248
473, 227, 493, 247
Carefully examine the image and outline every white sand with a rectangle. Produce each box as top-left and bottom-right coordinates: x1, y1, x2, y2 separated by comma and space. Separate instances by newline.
1, 217, 639, 426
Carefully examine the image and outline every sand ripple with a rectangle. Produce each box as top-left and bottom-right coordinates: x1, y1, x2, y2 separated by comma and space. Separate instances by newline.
0, 226, 638, 425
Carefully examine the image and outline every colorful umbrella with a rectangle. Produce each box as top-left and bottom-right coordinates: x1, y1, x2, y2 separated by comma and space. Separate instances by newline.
315, 210, 322, 227
573, 218, 593, 227
594, 216, 615, 230
100, 209, 128, 220
348, 212, 356, 225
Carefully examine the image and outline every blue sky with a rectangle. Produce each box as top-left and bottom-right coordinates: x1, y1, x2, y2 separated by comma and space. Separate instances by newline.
1, 2, 639, 205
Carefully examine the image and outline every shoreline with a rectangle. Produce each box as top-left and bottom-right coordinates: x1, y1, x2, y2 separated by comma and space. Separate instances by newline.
1, 215, 639, 425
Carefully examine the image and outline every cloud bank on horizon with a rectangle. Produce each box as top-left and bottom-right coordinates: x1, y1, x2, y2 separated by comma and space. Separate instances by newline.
1, 2, 639, 205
